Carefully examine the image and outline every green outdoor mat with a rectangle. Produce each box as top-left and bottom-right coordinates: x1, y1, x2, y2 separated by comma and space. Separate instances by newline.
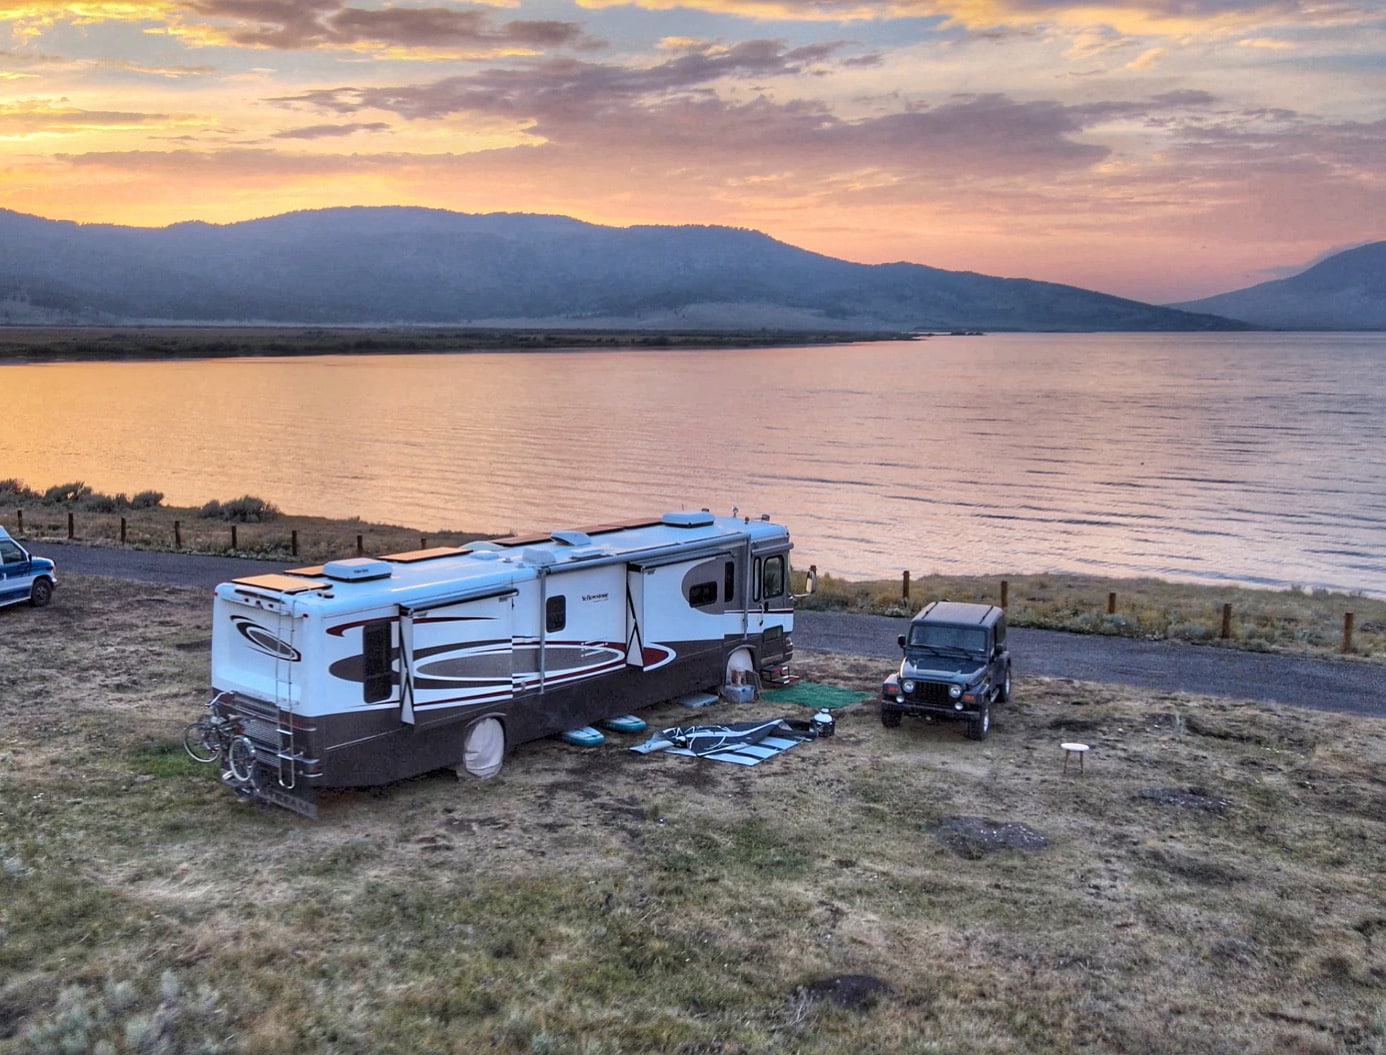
760, 682, 871, 710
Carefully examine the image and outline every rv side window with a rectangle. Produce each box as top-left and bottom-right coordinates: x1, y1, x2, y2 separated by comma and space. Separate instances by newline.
362, 621, 393, 703
689, 581, 717, 608
762, 555, 786, 598
724, 561, 736, 605
546, 595, 566, 632
753, 558, 762, 602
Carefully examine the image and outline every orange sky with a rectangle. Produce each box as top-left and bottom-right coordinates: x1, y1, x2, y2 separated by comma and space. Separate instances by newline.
2, 1, 1383, 302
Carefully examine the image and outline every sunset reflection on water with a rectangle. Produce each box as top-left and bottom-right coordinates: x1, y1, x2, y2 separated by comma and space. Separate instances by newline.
4, 332, 1384, 595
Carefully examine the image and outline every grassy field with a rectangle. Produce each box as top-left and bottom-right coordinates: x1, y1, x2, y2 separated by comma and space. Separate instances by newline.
2, 574, 1384, 1054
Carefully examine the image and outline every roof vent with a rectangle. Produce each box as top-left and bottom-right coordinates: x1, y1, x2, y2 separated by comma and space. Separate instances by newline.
552, 530, 593, 547
322, 557, 393, 582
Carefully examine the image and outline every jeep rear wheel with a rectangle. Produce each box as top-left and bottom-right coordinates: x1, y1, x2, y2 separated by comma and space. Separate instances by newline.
966, 699, 991, 741
881, 704, 902, 728
998, 666, 1011, 703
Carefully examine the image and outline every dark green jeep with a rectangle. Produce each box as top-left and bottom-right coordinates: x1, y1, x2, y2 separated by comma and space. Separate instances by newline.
881, 601, 1011, 740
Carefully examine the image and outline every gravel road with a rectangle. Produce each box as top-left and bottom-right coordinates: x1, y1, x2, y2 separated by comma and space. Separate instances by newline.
43, 541, 1385, 718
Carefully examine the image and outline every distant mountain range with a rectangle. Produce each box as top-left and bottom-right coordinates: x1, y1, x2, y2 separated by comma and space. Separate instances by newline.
0, 206, 1242, 333
1171, 242, 1386, 330
0, 205, 1311, 332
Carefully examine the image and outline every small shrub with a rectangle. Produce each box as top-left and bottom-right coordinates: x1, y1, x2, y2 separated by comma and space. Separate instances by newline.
77, 491, 121, 513
130, 490, 164, 509
200, 495, 280, 522
0, 478, 41, 502
42, 481, 90, 504
1170, 621, 1214, 642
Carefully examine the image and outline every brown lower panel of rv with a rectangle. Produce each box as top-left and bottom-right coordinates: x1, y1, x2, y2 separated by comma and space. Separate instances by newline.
231, 631, 789, 792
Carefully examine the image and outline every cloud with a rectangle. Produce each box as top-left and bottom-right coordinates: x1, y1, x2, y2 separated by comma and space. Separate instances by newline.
573, 0, 1372, 37
271, 121, 392, 139
178, 1, 597, 53
0, 100, 175, 135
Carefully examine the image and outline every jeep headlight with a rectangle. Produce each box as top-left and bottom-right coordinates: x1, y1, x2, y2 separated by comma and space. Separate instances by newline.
902, 679, 916, 693
949, 684, 963, 699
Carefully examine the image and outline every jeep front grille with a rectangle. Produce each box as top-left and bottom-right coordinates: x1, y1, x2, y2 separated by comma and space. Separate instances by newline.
908, 682, 953, 706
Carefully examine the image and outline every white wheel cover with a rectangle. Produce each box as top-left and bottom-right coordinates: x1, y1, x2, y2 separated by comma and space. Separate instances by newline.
463, 718, 504, 779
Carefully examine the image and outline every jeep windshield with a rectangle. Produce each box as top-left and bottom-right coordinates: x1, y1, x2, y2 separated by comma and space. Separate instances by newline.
906, 625, 987, 655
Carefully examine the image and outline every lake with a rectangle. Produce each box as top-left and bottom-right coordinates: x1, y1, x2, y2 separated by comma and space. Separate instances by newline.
3, 331, 1384, 596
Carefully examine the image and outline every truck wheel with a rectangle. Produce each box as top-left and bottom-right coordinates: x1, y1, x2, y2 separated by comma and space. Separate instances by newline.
462, 718, 505, 779
998, 667, 1011, 703
29, 578, 53, 607
966, 700, 991, 741
881, 704, 902, 728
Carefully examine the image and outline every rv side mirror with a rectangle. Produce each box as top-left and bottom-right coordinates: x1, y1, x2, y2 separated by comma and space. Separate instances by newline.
898, 634, 907, 649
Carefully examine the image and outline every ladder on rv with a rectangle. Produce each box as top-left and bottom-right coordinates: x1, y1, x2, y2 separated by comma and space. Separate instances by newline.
273, 601, 298, 790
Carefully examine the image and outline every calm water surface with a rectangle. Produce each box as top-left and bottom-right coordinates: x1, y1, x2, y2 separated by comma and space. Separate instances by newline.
4, 332, 1385, 595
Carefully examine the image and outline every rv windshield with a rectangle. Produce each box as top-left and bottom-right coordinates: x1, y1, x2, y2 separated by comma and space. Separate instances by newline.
908, 624, 987, 655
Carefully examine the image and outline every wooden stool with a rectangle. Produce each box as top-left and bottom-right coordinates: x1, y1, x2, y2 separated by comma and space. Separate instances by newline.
1061, 742, 1090, 774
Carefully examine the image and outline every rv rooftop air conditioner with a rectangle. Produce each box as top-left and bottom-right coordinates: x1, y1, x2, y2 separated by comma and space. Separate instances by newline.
662, 511, 715, 528
321, 558, 393, 582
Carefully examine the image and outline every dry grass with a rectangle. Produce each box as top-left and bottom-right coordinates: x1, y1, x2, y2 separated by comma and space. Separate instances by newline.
798, 570, 1386, 661
3, 574, 1385, 1054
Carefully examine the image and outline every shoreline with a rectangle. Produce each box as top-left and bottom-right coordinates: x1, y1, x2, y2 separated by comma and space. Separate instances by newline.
0, 324, 919, 363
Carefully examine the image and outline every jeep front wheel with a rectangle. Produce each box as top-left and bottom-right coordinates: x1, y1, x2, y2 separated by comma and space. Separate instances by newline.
966, 699, 991, 741
998, 667, 1011, 703
881, 704, 902, 729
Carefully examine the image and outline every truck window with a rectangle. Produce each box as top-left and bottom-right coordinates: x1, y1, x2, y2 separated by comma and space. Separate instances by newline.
0, 539, 23, 563
762, 555, 786, 598
362, 621, 393, 703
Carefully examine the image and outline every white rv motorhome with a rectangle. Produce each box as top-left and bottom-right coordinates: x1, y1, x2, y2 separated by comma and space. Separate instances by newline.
202, 510, 795, 816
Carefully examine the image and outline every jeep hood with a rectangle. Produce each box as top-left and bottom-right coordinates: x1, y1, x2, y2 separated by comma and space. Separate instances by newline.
900, 655, 987, 681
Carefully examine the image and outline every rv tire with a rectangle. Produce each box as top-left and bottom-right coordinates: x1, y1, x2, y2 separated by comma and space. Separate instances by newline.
462, 718, 505, 780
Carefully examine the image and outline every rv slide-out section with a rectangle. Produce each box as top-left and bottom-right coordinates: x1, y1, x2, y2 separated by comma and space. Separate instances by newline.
204, 511, 794, 817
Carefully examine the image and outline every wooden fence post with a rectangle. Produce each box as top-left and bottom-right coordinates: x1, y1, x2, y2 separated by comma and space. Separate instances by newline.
356, 533, 364, 557
902, 570, 910, 602
1000, 579, 1009, 609
174, 520, 181, 549
420, 537, 428, 550
1107, 591, 1116, 614
1343, 612, 1355, 654
1221, 603, 1232, 640
16, 509, 22, 534
67, 511, 74, 539
231, 524, 238, 550
120, 517, 127, 545
291, 529, 298, 557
